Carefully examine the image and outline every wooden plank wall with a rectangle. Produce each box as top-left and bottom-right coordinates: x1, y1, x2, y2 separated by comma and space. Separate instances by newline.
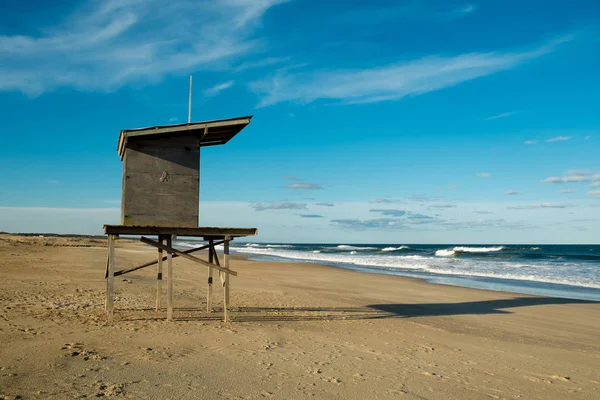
121, 136, 200, 227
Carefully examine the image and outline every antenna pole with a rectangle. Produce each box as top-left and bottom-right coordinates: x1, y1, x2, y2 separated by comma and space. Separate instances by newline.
188, 75, 193, 124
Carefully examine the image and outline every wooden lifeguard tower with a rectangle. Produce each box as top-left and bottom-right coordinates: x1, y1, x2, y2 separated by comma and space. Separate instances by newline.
103, 116, 257, 323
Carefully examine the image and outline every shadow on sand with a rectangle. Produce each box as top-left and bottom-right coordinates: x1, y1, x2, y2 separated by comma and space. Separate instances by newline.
118, 297, 597, 323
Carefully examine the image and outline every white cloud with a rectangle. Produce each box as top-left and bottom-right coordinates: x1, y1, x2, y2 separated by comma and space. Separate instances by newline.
524, 140, 536, 145
543, 176, 589, 183
369, 198, 405, 204
315, 202, 335, 207
547, 136, 572, 142
458, 4, 477, 15
0, 0, 287, 95
558, 188, 578, 193
589, 190, 600, 196
232, 56, 291, 72
250, 36, 572, 107
284, 182, 323, 190
543, 170, 597, 183
567, 169, 594, 176
251, 202, 307, 211
204, 80, 234, 96
507, 203, 571, 210
484, 111, 521, 121
476, 172, 491, 178
505, 190, 523, 195
590, 182, 600, 187
429, 203, 457, 208
168, 117, 178, 122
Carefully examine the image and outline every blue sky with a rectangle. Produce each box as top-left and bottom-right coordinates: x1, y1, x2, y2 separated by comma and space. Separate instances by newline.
0, 0, 599, 243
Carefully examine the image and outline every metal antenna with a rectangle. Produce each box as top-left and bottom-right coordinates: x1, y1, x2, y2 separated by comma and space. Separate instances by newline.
188, 75, 193, 124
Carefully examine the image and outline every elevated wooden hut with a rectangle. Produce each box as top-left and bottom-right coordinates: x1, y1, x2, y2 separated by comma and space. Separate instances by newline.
103, 116, 258, 323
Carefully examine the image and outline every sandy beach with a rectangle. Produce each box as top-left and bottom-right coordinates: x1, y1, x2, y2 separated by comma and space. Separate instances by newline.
0, 234, 599, 400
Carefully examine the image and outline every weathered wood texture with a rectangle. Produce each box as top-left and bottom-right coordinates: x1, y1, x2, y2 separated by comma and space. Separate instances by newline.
103, 225, 257, 237
121, 136, 200, 227
156, 235, 163, 311
106, 235, 116, 323
140, 237, 237, 276
166, 235, 174, 321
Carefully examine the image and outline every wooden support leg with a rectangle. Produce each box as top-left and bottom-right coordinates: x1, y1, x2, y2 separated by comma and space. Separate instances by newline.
166, 235, 174, 321
106, 235, 116, 324
223, 237, 230, 322
207, 239, 214, 312
156, 235, 163, 311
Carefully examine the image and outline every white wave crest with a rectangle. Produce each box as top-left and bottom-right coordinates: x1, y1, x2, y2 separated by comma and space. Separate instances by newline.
453, 246, 504, 253
382, 246, 409, 252
435, 249, 456, 257
336, 245, 378, 250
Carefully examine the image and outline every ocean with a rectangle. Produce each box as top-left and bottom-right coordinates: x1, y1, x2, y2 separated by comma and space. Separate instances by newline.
175, 241, 600, 302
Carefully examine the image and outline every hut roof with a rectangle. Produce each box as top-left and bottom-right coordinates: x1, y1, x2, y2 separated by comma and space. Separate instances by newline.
117, 115, 252, 159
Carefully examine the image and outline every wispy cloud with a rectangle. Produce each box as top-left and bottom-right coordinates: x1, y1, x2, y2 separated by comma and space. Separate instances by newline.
476, 172, 491, 178
473, 211, 495, 214
505, 190, 523, 195
585, 136, 592, 140
204, 80, 234, 96
369, 209, 406, 217
315, 202, 335, 207
507, 203, 572, 210
547, 136, 572, 142
331, 218, 411, 231
589, 190, 600, 196
284, 182, 323, 190
233, 56, 291, 72
524, 140, 537, 145
298, 214, 324, 218
429, 203, 457, 208
567, 169, 594, 176
250, 36, 572, 107
251, 202, 307, 211
542, 170, 597, 183
441, 219, 533, 230
369, 198, 405, 204
590, 182, 600, 187
543, 176, 589, 183
558, 188, 578, 193
484, 111, 521, 121
408, 195, 444, 202
0, 0, 287, 95
456, 4, 477, 16
168, 117, 178, 123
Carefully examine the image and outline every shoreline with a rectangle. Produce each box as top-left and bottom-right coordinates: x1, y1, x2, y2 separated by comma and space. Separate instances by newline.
232, 251, 600, 302
1, 235, 599, 399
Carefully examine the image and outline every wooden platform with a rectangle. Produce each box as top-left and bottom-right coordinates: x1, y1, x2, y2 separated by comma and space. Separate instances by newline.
103, 226, 257, 324
103, 225, 258, 238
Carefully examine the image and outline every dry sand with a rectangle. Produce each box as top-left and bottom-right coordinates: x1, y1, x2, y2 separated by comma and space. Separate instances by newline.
0, 234, 599, 399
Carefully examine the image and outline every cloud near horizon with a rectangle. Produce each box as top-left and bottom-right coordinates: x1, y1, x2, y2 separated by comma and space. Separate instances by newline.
547, 136, 572, 142
251, 36, 572, 107
507, 203, 571, 210
284, 182, 323, 190
251, 202, 307, 211
0, 0, 287, 95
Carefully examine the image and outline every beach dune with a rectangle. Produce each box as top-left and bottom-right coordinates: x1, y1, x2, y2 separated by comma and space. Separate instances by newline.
0, 234, 598, 399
